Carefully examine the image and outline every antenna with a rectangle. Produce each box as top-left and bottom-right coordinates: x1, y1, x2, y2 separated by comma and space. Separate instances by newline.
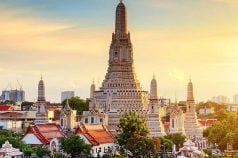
17, 80, 23, 91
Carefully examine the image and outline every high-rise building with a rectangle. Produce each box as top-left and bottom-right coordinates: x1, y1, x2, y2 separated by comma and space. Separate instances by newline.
1, 90, 25, 103
212, 95, 230, 104
61, 91, 75, 102
233, 94, 238, 104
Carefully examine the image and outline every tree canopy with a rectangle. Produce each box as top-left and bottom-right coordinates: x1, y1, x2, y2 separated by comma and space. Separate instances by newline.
0, 130, 35, 156
116, 112, 156, 157
62, 96, 89, 115
60, 135, 90, 157
116, 112, 149, 146
126, 134, 154, 157
160, 136, 173, 151
164, 133, 186, 150
203, 112, 238, 150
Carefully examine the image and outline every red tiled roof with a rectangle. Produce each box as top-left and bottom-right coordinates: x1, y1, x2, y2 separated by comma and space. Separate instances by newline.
20, 123, 66, 145
75, 124, 114, 146
0, 105, 13, 111
198, 119, 217, 126
1, 112, 23, 115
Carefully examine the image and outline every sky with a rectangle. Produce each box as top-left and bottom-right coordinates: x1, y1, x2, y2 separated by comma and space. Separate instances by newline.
0, 0, 238, 103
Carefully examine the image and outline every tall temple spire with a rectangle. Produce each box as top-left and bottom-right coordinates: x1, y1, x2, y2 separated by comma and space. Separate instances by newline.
65, 99, 71, 111
90, 80, 96, 99
150, 75, 158, 100
115, 0, 127, 35
102, 0, 140, 91
37, 75, 46, 102
187, 78, 194, 103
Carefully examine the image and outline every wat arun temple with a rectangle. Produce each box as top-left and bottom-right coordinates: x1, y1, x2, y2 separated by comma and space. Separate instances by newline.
84, 0, 203, 138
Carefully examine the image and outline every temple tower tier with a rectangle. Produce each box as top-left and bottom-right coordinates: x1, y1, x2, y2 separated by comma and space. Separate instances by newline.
88, 0, 150, 135
184, 79, 203, 138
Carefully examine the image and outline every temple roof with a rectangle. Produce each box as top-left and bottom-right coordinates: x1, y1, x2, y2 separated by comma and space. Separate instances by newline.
198, 119, 217, 126
75, 124, 114, 146
20, 123, 66, 145
0, 141, 23, 156
0, 105, 13, 111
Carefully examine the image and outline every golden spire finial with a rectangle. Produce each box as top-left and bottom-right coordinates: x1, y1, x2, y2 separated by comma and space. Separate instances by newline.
41, 73, 43, 80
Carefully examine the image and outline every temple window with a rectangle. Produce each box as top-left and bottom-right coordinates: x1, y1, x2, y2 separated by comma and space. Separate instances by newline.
91, 117, 94, 124
85, 118, 88, 124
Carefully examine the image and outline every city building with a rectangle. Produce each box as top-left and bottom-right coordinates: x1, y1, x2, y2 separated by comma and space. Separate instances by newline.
75, 123, 115, 158
198, 107, 214, 115
233, 94, 238, 104
0, 110, 36, 132
227, 103, 238, 112
1, 90, 25, 103
46, 103, 63, 124
212, 95, 230, 104
61, 91, 75, 102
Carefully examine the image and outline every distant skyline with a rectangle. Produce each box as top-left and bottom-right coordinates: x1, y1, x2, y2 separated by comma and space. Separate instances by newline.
0, 0, 238, 102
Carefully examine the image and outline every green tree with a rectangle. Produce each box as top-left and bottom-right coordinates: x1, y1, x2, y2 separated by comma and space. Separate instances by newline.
116, 112, 149, 146
125, 134, 154, 157
152, 137, 162, 152
0, 130, 13, 137
215, 109, 229, 121
164, 133, 186, 149
60, 135, 90, 157
32, 146, 50, 157
196, 101, 227, 119
204, 112, 238, 150
0, 130, 33, 156
160, 137, 173, 151
62, 97, 89, 115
